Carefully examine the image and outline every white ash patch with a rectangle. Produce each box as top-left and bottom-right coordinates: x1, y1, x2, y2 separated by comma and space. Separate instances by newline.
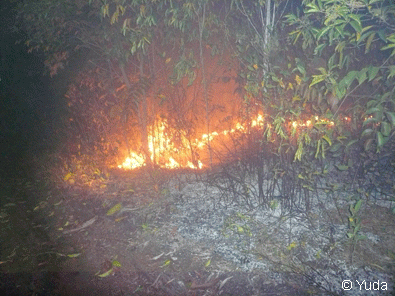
167, 176, 394, 295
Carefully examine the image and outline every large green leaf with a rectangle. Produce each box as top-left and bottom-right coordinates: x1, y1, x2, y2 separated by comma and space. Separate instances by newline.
381, 43, 395, 51
349, 20, 362, 33
361, 128, 374, 137
385, 111, 395, 127
357, 68, 368, 85
365, 107, 382, 115
376, 131, 389, 151
354, 199, 363, 213
381, 121, 391, 137
368, 66, 380, 81
306, 3, 320, 13
341, 70, 358, 88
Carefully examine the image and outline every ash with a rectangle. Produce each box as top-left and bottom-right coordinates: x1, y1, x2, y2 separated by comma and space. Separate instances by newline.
167, 174, 394, 295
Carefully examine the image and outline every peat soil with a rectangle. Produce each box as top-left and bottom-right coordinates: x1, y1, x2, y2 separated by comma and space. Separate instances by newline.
0, 165, 394, 296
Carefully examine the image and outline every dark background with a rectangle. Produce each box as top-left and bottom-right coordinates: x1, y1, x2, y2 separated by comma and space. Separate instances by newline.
0, 2, 78, 180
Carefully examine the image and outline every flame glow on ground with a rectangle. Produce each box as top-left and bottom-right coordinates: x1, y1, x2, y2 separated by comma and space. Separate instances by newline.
118, 113, 337, 170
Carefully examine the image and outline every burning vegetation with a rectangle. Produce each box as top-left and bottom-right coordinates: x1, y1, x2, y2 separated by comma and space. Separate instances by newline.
117, 113, 338, 170
9, 1, 395, 295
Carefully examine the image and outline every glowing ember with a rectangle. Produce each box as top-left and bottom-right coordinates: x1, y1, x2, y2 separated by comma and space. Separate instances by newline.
118, 113, 336, 170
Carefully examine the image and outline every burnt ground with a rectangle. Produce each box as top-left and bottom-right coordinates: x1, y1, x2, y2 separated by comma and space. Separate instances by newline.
0, 166, 394, 296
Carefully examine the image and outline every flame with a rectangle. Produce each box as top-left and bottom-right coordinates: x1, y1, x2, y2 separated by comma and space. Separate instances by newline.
118, 113, 336, 170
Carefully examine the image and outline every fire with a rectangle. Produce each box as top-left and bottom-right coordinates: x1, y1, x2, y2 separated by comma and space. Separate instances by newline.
118, 113, 335, 170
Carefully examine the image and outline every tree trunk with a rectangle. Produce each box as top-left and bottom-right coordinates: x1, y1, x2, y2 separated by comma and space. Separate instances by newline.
120, 64, 131, 156
138, 53, 151, 168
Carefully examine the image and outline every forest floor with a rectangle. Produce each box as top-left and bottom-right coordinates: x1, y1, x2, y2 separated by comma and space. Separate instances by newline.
0, 165, 394, 295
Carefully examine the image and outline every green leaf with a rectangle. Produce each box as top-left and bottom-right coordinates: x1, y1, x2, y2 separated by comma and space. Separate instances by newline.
357, 30, 373, 43
346, 139, 358, 150
367, 99, 377, 108
354, 200, 363, 213
377, 131, 384, 148
381, 43, 395, 51
365, 107, 381, 115
364, 138, 373, 151
381, 121, 391, 137
315, 139, 321, 159
377, 29, 387, 42
388, 66, 395, 79
357, 68, 368, 85
361, 25, 373, 34
131, 43, 137, 54
296, 64, 306, 75
354, 223, 361, 234
98, 268, 113, 278
341, 70, 358, 88
112, 260, 122, 267
385, 111, 395, 126
309, 75, 326, 88
314, 43, 326, 55
161, 259, 171, 267
67, 253, 81, 258
368, 66, 380, 81
336, 164, 349, 171
294, 143, 303, 162
361, 128, 374, 137
334, 85, 346, 99
362, 117, 378, 127
322, 134, 332, 146
349, 20, 362, 33
107, 203, 122, 216
357, 234, 367, 240
317, 26, 332, 41
349, 14, 362, 31
365, 32, 375, 54
329, 143, 341, 152
306, 3, 320, 13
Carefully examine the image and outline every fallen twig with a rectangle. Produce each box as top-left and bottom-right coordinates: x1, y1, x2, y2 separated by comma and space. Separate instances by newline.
190, 278, 220, 290
219, 276, 233, 290
63, 216, 97, 234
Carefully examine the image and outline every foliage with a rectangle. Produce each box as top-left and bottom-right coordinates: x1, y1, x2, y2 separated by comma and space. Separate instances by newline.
347, 198, 366, 263
15, 0, 102, 76
285, 0, 395, 154
13, 0, 395, 212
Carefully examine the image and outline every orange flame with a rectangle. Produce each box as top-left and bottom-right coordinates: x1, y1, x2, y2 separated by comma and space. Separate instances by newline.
118, 113, 335, 170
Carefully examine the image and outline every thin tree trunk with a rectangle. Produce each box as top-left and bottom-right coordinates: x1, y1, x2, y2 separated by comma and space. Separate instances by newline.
120, 64, 131, 156
197, 2, 212, 168
138, 53, 151, 168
